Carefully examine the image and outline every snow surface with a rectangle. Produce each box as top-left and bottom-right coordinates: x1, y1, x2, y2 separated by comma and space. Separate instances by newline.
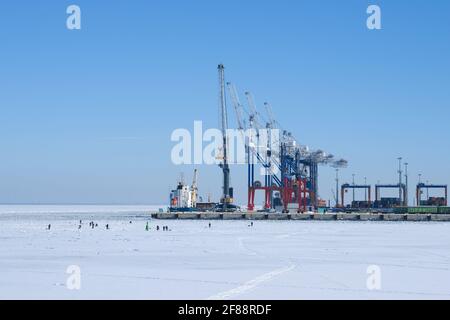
1, 205, 450, 300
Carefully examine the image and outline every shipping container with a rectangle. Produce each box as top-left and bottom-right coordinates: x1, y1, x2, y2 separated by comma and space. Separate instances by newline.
407, 207, 439, 214
438, 207, 450, 214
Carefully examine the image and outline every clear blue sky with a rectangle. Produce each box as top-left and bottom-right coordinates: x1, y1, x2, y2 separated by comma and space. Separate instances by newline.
0, 0, 449, 205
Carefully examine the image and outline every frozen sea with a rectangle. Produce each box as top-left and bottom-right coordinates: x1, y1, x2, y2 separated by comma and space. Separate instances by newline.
1, 205, 450, 300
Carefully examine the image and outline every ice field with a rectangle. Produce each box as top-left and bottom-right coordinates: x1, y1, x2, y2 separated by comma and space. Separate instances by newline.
1, 205, 450, 300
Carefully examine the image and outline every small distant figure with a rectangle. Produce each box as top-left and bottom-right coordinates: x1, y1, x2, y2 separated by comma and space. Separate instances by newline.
78, 224, 82, 230
80, 220, 82, 224
129, 221, 132, 224
145, 222, 149, 231
95, 223, 98, 227
251, 222, 254, 227
208, 223, 211, 228
47, 224, 51, 230
156, 225, 160, 231
106, 224, 109, 230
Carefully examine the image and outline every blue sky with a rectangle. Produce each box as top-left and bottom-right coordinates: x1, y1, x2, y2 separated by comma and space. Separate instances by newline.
0, 0, 449, 205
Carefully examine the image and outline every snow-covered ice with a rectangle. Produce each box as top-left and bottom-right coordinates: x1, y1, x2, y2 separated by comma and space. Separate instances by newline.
1, 205, 450, 300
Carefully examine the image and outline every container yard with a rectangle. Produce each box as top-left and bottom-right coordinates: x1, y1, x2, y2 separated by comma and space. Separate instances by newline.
164, 65, 448, 220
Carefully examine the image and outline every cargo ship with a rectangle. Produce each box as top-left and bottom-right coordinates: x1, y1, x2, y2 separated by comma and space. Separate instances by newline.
169, 169, 239, 212
169, 169, 220, 212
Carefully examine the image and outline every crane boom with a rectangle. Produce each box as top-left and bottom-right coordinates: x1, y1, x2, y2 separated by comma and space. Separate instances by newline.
244, 91, 266, 129
226, 82, 246, 131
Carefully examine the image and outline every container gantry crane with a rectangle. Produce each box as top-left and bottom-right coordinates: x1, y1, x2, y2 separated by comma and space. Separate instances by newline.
416, 183, 447, 206
227, 84, 283, 210
227, 80, 347, 212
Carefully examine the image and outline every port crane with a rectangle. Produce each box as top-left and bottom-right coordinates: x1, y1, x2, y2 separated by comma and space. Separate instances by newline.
218, 64, 233, 211
227, 79, 348, 212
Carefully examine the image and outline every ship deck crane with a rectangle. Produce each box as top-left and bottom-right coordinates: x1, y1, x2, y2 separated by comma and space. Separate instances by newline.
191, 169, 198, 208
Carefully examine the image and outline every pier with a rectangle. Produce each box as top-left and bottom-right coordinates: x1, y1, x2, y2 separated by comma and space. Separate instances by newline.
151, 212, 450, 222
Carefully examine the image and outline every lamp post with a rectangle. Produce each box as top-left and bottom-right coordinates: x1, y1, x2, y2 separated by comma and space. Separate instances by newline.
418, 174, 422, 205
404, 162, 408, 206
352, 173, 356, 205
364, 177, 367, 202
335, 169, 339, 207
